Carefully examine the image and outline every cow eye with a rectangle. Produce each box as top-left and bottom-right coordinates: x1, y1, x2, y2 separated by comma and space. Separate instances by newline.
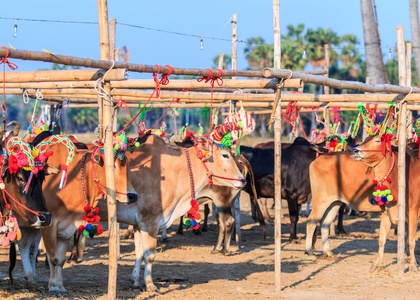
222, 154, 229, 159
17, 176, 25, 183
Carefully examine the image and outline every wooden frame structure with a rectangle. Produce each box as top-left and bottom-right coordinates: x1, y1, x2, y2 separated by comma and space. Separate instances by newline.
0, 2, 415, 299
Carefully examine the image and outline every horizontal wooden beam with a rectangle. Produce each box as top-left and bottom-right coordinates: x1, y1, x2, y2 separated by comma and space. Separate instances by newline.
3, 69, 128, 82
263, 67, 420, 94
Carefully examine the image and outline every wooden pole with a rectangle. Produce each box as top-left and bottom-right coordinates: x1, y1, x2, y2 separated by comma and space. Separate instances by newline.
110, 19, 116, 61
362, 77, 371, 140
217, 53, 224, 70
273, 0, 281, 293
324, 44, 330, 94
0, 69, 128, 82
396, 25, 407, 275
232, 14, 237, 80
98, 0, 118, 298
406, 43, 413, 134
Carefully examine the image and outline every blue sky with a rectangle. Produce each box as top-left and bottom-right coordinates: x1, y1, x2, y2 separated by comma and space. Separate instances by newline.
0, 0, 413, 78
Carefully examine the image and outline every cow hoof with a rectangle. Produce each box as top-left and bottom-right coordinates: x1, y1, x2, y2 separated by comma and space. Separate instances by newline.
221, 249, 231, 256
211, 249, 221, 254
146, 283, 159, 293
409, 264, 419, 272
369, 264, 383, 272
26, 279, 37, 289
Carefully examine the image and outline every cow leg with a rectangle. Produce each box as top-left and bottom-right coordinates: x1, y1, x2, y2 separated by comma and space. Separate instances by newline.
141, 229, 159, 292
257, 197, 274, 223
250, 196, 258, 221
18, 228, 42, 288
160, 229, 168, 242
221, 212, 235, 254
212, 211, 226, 254
336, 203, 347, 236
68, 231, 81, 264
408, 209, 419, 272
306, 201, 334, 256
288, 202, 301, 242
320, 205, 341, 258
177, 217, 184, 235
253, 198, 268, 240
202, 204, 210, 232
131, 228, 144, 288
371, 213, 392, 271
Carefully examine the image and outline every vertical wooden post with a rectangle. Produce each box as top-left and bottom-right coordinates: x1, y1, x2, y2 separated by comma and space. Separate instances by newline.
396, 25, 407, 275
231, 14, 237, 80
362, 77, 371, 141
109, 18, 121, 261
98, 0, 118, 298
217, 52, 224, 70
324, 44, 330, 95
273, 0, 282, 294
324, 108, 331, 136
406, 43, 413, 134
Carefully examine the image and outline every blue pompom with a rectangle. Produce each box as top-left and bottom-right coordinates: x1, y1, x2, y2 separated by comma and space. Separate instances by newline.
381, 196, 387, 203
89, 233, 95, 238
191, 220, 197, 227
370, 198, 376, 205
86, 224, 93, 231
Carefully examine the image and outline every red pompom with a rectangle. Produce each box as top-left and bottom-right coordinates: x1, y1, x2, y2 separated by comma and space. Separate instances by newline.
195, 213, 201, 220
193, 224, 199, 230
82, 215, 87, 220
372, 179, 378, 184
61, 164, 68, 171
87, 213, 93, 218
44, 151, 53, 158
32, 168, 38, 174
93, 207, 99, 214
386, 177, 391, 183
84, 205, 91, 212
78, 225, 85, 232
97, 225, 103, 235
190, 200, 197, 206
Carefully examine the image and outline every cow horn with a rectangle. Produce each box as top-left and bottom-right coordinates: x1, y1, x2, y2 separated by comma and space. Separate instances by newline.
6, 121, 20, 137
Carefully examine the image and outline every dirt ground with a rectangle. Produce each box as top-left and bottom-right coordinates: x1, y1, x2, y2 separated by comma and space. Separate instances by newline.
1, 194, 420, 300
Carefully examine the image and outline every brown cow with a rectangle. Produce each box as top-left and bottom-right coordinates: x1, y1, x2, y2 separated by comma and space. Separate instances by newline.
307, 135, 420, 272
97, 134, 246, 292
17, 132, 137, 296
352, 134, 420, 271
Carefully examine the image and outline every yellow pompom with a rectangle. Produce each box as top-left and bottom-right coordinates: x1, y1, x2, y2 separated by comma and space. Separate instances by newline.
32, 149, 39, 158
16, 231, 21, 241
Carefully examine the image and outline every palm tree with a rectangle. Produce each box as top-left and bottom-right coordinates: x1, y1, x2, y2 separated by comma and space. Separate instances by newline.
409, 0, 420, 81
360, 0, 386, 84
244, 37, 274, 70
281, 24, 307, 70
212, 54, 232, 69
304, 27, 341, 69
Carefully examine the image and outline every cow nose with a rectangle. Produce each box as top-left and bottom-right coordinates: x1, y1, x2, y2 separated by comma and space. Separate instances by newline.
127, 192, 138, 203
351, 148, 360, 155
39, 212, 52, 227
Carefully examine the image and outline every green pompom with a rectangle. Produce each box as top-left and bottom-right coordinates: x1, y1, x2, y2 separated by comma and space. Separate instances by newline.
184, 219, 191, 227
83, 229, 89, 237
387, 195, 394, 201
373, 191, 378, 197
135, 142, 140, 147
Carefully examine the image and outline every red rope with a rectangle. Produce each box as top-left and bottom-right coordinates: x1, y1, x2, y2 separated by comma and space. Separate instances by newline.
281, 101, 308, 139
331, 107, 347, 125
1, 46, 18, 130
115, 98, 141, 131
197, 69, 223, 133
366, 103, 378, 123
116, 65, 173, 136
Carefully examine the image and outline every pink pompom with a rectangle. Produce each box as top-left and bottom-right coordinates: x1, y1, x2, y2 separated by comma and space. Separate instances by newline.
61, 164, 68, 171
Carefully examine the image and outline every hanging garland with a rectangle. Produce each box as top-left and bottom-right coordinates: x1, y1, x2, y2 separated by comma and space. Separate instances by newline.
370, 153, 395, 206
324, 134, 347, 153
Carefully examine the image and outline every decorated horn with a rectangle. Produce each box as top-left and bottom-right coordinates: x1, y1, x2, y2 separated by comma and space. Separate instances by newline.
6, 121, 20, 137
209, 122, 243, 144
34, 135, 75, 189
6, 137, 35, 171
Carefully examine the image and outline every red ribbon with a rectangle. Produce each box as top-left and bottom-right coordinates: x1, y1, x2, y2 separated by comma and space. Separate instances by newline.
381, 133, 393, 156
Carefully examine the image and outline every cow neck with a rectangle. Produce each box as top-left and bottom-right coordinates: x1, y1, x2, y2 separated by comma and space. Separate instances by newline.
373, 152, 395, 184
0, 164, 41, 218
192, 143, 245, 187
80, 152, 96, 207
88, 147, 129, 200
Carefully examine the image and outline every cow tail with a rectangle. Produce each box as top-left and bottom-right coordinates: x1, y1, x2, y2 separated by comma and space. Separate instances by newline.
9, 242, 16, 285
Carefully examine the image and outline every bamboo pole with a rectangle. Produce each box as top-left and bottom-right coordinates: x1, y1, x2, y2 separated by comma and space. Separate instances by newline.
17, 88, 420, 102
110, 19, 116, 62
396, 25, 407, 276
324, 44, 330, 94
273, 0, 281, 294
232, 14, 237, 80
98, 0, 118, 298
217, 53, 224, 70
1, 69, 128, 82
262, 67, 420, 94
406, 43, 413, 134
3, 78, 302, 90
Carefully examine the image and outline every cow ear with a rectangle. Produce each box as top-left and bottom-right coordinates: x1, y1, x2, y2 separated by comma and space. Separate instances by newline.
390, 139, 399, 147
43, 164, 60, 176
191, 134, 209, 150
93, 154, 104, 167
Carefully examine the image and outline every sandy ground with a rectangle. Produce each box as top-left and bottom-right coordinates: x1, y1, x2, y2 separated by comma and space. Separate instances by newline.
1, 195, 420, 300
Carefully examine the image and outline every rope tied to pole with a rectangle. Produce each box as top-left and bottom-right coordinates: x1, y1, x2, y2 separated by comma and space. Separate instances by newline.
1, 46, 18, 132
197, 69, 223, 133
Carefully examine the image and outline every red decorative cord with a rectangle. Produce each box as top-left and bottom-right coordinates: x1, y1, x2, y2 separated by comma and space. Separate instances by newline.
1, 46, 18, 131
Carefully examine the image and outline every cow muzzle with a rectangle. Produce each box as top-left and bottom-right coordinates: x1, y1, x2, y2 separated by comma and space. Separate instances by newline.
32, 212, 52, 228
351, 148, 364, 160
127, 192, 138, 203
